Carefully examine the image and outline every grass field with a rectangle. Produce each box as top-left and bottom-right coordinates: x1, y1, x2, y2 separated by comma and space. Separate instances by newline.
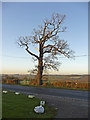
42, 75, 88, 83
2, 90, 56, 119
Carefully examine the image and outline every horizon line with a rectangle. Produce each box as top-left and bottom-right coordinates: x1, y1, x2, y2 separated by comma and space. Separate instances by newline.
1, 73, 89, 75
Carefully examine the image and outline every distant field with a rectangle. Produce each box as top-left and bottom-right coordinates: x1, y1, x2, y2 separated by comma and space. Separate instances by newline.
2, 74, 89, 83
2, 74, 89, 90
42, 75, 88, 83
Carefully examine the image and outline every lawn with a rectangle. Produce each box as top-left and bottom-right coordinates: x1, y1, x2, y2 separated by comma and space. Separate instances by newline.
2, 90, 56, 119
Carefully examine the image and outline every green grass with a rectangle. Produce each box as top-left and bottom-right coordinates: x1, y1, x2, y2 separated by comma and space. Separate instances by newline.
2, 90, 57, 119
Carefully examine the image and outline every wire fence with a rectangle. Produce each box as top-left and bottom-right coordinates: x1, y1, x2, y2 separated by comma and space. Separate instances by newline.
0, 54, 90, 59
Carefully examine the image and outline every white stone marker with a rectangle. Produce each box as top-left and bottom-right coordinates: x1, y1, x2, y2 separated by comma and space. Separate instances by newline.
28, 95, 35, 98
15, 92, 20, 95
40, 101, 45, 106
34, 105, 44, 113
3, 90, 7, 93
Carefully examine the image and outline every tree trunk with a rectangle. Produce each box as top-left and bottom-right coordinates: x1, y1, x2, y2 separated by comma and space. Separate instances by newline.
37, 59, 43, 85
37, 43, 43, 85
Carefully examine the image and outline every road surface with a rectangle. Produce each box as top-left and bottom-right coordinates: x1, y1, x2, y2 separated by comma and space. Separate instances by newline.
2, 84, 88, 100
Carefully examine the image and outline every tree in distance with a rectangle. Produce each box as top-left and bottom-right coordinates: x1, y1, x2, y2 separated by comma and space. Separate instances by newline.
17, 13, 74, 85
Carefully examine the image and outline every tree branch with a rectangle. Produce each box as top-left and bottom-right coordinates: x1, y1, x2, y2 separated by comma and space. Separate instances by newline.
26, 47, 39, 60
43, 44, 73, 58
18, 40, 39, 59
41, 14, 66, 45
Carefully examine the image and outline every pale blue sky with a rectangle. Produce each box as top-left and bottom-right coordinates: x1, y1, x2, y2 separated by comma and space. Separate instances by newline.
2, 2, 88, 74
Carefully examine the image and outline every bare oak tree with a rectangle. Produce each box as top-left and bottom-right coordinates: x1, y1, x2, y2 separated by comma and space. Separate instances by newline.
17, 13, 74, 85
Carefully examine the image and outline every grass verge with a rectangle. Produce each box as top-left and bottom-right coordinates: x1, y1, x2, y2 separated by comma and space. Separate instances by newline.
2, 90, 57, 119
2, 83, 89, 91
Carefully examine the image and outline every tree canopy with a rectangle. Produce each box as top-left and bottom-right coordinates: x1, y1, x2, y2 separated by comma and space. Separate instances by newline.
17, 13, 74, 85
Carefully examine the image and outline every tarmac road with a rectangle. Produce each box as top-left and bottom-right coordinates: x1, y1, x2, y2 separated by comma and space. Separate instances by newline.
2, 84, 88, 100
